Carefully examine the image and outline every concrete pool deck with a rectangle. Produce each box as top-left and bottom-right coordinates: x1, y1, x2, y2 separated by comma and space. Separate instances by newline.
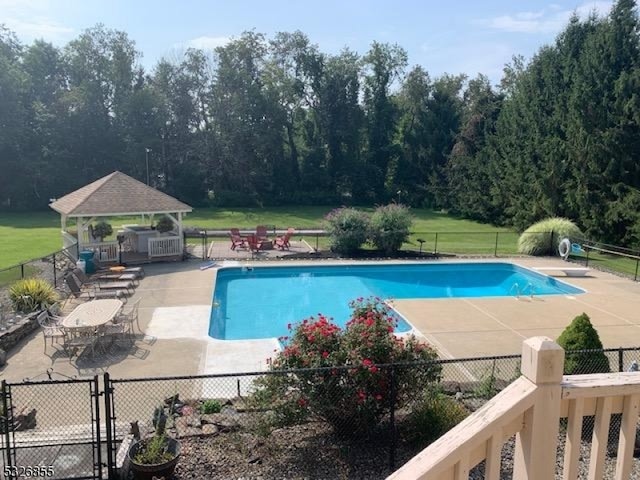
1, 257, 640, 381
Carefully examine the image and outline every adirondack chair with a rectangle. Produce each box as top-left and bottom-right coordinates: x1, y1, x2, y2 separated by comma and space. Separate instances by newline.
275, 228, 294, 250
229, 228, 247, 250
256, 225, 269, 242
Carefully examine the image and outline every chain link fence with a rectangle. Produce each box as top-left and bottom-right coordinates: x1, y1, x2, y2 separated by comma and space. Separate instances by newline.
0, 245, 78, 307
0, 346, 638, 478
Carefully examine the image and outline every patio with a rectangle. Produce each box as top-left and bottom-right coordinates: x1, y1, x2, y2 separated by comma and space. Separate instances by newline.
3, 257, 640, 383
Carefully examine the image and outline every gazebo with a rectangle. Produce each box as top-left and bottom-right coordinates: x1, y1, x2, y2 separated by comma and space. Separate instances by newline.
49, 171, 193, 263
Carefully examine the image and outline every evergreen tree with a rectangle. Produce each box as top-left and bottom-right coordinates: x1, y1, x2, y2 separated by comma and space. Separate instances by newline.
557, 313, 610, 375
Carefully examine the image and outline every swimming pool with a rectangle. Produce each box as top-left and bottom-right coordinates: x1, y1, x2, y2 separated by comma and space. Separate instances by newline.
209, 262, 584, 340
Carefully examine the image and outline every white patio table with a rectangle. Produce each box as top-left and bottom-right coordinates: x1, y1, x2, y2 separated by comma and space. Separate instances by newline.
61, 299, 124, 357
62, 299, 123, 329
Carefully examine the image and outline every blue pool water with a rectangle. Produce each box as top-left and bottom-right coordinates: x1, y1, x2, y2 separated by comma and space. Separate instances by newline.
209, 262, 584, 340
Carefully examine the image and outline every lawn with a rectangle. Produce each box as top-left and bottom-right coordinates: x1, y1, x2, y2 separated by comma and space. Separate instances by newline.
0, 207, 513, 269
1, 206, 638, 283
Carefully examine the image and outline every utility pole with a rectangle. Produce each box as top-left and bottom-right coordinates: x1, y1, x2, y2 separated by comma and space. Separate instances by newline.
145, 148, 151, 185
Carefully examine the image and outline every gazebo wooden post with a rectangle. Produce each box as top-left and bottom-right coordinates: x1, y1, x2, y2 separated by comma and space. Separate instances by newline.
77, 216, 84, 252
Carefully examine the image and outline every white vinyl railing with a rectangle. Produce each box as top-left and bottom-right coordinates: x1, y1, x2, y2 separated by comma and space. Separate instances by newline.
83, 241, 118, 263
62, 232, 79, 260
148, 236, 182, 258
390, 337, 640, 480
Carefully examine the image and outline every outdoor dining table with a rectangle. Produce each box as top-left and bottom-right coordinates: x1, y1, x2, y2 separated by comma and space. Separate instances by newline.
62, 299, 124, 329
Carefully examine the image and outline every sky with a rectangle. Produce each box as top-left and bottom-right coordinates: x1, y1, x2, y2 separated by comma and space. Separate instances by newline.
1, 0, 614, 83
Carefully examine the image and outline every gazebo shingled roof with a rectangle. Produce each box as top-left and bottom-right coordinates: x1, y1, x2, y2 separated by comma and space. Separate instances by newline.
49, 171, 192, 217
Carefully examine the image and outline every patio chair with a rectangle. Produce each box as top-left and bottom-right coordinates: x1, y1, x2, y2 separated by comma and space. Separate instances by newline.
92, 255, 145, 278
65, 274, 128, 303
37, 311, 64, 352
245, 234, 262, 255
229, 228, 247, 250
275, 228, 294, 251
61, 326, 98, 358
256, 225, 269, 242
73, 268, 135, 294
111, 297, 142, 339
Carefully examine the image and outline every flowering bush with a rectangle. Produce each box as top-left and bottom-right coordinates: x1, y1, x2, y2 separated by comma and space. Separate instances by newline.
324, 207, 370, 254
253, 297, 441, 436
368, 204, 413, 254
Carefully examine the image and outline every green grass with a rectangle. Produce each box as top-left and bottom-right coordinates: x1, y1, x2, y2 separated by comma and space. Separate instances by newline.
2, 207, 639, 281
570, 250, 640, 279
0, 207, 513, 269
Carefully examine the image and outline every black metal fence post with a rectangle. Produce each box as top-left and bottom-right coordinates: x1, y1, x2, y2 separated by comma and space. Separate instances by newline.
52, 252, 57, 288
619, 348, 624, 372
494, 232, 499, 257
1, 381, 13, 478
635, 258, 639, 282
549, 230, 555, 254
388, 366, 397, 470
315, 233, 319, 252
92, 376, 102, 479
434, 233, 438, 256
585, 247, 590, 267
20, 264, 24, 279
103, 372, 115, 479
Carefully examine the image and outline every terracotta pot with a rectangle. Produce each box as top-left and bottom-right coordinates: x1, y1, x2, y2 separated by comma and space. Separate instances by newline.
128, 437, 180, 480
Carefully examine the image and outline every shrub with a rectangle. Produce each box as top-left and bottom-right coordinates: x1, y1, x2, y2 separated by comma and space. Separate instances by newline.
156, 216, 175, 234
199, 399, 222, 414
324, 207, 370, 254
557, 313, 610, 374
369, 204, 413, 255
92, 221, 113, 241
517, 217, 583, 256
9, 278, 58, 313
253, 297, 441, 436
403, 388, 469, 447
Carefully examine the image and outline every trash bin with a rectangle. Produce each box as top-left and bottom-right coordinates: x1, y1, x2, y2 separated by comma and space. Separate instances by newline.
79, 250, 96, 274
75, 259, 86, 274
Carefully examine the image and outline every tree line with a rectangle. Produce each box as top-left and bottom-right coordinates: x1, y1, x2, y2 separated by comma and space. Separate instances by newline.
1, 0, 639, 244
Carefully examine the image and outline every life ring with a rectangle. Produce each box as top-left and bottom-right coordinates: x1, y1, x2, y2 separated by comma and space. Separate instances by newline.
558, 238, 571, 260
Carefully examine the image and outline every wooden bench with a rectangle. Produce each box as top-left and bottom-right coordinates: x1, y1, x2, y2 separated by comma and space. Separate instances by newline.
533, 267, 590, 277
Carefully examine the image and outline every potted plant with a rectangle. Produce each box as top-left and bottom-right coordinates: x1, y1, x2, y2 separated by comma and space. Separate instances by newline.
155, 216, 175, 235
128, 405, 180, 480
92, 221, 113, 242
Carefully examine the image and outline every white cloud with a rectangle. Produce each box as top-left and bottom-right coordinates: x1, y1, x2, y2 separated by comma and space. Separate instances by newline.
1, 0, 74, 42
4, 17, 73, 40
187, 36, 230, 50
482, 1, 613, 34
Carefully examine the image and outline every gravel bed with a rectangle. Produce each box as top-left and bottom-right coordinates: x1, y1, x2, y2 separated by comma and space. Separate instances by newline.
170, 423, 640, 479
172, 422, 422, 480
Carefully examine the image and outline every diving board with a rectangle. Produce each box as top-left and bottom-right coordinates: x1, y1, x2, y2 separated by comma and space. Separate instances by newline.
533, 267, 590, 277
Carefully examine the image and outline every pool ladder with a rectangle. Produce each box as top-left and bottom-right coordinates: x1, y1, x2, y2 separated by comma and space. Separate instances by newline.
510, 282, 536, 299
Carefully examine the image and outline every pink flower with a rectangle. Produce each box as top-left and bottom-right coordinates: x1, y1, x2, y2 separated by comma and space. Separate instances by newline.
362, 359, 373, 367
322, 351, 329, 359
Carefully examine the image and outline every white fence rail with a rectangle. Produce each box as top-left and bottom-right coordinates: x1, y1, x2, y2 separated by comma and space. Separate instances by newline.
83, 242, 118, 263
148, 236, 182, 258
61, 232, 79, 260
389, 337, 640, 480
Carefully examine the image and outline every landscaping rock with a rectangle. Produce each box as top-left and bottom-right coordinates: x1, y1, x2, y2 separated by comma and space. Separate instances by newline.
175, 416, 203, 439
201, 424, 218, 436
200, 413, 239, 431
